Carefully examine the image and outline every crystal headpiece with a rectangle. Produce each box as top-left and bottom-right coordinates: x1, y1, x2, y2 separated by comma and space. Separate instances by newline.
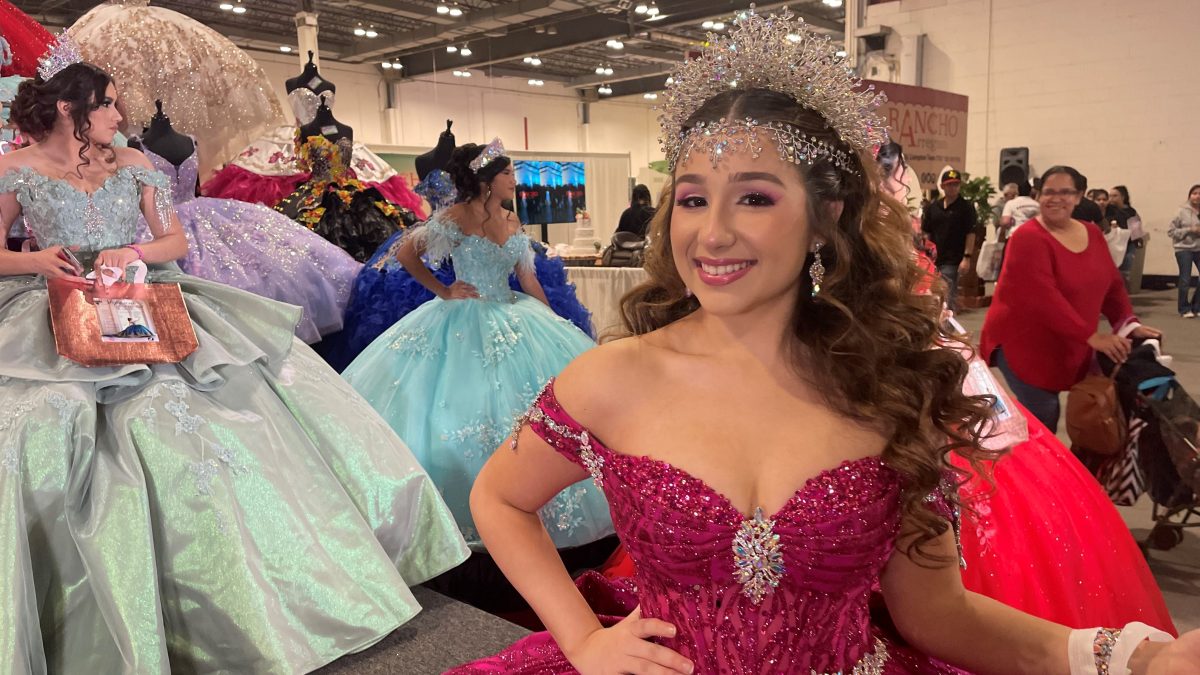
469, 137, 506, 173
659, 8, 888, 173
37, 34, 84, 82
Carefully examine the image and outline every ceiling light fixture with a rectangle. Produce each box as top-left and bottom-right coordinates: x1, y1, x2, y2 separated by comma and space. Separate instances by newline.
453, 70, 471, 77
382, 61, 392, 69
448, 5, 463, 17
598, 84, 613, 95
547, 25, 557, 35
279, 45, 293, 52
646, 2, 660, 17
219, 2, 234, 9
446, 45, 458, 53
460, 44, 472, 56
701, 20, 714, 29
711, 21, 725, 30
524, 55, 543, 66
230, 1, 246, 14
643, 93, 658, 100
437, 2, 450, 14
822, 0, 844, 7
665, 76, 673, 85
528, 79, 544, 86
354, 24, 366, 37
365, 27, 378, 38
634, 2, 648, 14
835, 49, 847, 58
606, 38, 624, 50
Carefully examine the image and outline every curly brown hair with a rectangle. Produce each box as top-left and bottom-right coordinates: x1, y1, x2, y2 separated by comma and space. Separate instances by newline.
10, 62, 117, 174
618, 88, 1000, 563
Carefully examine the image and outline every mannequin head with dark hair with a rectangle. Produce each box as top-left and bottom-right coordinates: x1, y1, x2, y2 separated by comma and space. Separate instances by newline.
10, 62, 120, 170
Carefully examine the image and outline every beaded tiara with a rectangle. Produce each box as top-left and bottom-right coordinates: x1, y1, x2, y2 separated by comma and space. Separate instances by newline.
37, 34, 84, 82
659, 8, 888, 173
469, 137, 506, 173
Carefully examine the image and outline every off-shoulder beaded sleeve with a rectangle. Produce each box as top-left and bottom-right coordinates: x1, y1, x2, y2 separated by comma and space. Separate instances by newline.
509, 378, 606, 486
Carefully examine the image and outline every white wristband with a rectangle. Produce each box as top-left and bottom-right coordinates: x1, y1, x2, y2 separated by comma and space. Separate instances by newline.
1116, 321, 1142, 339
1111, 622, 1173, 674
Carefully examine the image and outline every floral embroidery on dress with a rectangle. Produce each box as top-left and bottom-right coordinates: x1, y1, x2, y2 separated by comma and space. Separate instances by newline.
0, 391, 81, 475
539, 485, 589, 536
476, 315, 524, 366
389, 328, 442, 359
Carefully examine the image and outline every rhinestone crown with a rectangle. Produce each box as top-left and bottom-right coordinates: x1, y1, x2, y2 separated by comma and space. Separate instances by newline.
659, 7, 888, 171
37, 34, 84, 82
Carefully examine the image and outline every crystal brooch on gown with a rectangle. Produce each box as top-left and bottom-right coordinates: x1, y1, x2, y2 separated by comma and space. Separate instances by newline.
732, 507, 785, 604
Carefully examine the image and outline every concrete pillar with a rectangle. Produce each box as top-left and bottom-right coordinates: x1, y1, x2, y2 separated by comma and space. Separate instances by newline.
294, 12, 320, 68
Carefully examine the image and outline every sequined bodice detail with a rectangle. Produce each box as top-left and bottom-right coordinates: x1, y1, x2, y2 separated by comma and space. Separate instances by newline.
143, 146, 200, 205
0, 165, 169, 252
519, 381, 906, 674
296, 134, 353, 182
414, 212, 535, 303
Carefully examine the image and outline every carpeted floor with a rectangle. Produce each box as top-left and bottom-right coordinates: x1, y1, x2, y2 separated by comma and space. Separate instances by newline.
314, 586, 529, 674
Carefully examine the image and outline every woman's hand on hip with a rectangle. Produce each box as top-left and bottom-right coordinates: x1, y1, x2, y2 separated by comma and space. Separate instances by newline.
440, 280, 479, 300
564, 606, 693, 675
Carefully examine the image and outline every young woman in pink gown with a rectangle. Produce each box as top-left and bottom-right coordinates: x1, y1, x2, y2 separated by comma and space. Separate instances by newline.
448, 10, 1196, 675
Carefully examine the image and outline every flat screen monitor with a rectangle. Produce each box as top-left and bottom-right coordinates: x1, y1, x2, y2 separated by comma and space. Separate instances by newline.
513, 160, 585, 225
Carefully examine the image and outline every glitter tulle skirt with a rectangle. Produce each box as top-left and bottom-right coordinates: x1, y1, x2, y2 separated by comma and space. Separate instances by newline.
139, 196, 363, 343
952, 404, 1176, 632
0, 270, 468, 673
341, 293, 611, 549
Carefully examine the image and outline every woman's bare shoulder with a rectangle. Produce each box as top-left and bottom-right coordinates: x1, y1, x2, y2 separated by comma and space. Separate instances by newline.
553, 333, 668, 429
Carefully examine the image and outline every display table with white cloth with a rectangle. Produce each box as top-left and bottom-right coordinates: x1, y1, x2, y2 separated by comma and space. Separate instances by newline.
565, 266, 649, 337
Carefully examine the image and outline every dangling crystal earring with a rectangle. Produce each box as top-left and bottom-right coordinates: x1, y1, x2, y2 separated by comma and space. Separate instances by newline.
809, 242, 825, 297
685, 288, 693, 298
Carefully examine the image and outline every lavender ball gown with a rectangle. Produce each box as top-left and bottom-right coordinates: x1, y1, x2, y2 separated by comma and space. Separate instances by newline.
136, 141, 362, 343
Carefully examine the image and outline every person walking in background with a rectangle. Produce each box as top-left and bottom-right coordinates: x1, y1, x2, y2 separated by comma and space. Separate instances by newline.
1090, 189, 1111, 231
1108, 184, 1141, 272
1000, 181, 1039, 235
1071, 174, 1104, 224
1168, 184, 1200, 317
921, 168, 976, 310
615, 184, 654, 238
980, 166, 1162, 431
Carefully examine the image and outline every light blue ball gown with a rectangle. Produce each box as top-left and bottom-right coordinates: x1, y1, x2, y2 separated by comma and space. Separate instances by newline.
0, 164, 468, 674
343, 211, 614, 548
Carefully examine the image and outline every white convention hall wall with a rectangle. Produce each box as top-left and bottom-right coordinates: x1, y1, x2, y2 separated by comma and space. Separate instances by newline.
868, 0, 1200, 275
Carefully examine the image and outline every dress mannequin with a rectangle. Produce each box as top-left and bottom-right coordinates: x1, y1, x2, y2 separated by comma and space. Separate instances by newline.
415, 119, 455, 181
285, 50, 334, 100
298, 96, 352, 147
139, 100, 195, 168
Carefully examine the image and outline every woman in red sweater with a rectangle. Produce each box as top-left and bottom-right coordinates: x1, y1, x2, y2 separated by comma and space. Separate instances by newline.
980, 165, 1162, 431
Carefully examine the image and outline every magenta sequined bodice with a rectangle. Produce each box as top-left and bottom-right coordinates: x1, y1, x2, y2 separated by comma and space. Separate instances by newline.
517, 381, 940, 674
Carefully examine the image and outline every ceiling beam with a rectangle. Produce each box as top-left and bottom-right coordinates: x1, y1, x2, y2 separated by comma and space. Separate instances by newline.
337, 0, 459, 26
614, 44, 682, 63
345, 0, 570, 61
480, 65, 573, 81
566, 61, 673, 87
599, 72, 670, 98
390, 0, 811, 77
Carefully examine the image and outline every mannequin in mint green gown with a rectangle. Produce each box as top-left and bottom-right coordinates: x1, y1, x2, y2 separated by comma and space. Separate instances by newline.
0, 134, 467, 675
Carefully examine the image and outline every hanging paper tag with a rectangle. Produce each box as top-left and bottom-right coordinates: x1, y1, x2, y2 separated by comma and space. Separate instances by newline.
320, 125, 339, 136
